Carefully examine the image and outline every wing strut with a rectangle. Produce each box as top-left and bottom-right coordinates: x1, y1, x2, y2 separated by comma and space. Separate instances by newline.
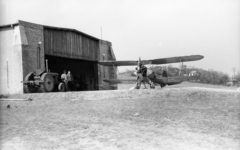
179, 58, 183, 76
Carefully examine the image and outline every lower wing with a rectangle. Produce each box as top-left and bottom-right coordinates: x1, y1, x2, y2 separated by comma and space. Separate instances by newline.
167, 75, 200, 81
103, 79, 137, 84
103, 75, 199, 84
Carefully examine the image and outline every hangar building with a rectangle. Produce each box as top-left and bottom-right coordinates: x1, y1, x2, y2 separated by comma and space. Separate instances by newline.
0, 20, 117, 94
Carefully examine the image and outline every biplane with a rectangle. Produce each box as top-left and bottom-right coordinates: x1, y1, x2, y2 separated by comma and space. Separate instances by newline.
98, 55, 204, 88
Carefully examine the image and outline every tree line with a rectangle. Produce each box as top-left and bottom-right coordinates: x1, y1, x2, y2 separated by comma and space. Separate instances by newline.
121, 65, 240, 85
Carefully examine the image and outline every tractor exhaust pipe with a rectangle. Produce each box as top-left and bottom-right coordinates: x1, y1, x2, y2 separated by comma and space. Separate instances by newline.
37, 41, 41, 69
45, 59, 49, 72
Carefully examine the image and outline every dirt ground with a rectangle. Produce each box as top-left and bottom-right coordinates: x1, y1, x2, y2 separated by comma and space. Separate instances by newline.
0, 82, 240, 150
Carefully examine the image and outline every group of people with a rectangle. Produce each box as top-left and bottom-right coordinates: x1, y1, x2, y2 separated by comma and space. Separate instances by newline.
61, 70, 74, 91
135, 63, 154, 89
60, 65, 152, 91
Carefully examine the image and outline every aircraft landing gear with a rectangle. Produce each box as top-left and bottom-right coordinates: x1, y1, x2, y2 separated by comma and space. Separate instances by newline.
150, 82, 155, 89
160, 83, 166, 88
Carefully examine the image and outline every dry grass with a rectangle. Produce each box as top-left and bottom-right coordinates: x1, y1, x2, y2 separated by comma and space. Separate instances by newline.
118, 81, 239, 90
0, 84, 240, 150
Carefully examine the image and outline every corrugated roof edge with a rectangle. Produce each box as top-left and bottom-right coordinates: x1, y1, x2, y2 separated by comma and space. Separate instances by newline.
44, 26, 101, 41
0, 22, 19, 29
43, 24, 101, 41
0, 20, 101, 41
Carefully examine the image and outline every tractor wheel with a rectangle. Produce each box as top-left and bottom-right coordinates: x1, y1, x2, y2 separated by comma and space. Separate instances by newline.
58, 82, 66, 92
40, 73, 55, 92
24, 72, 38, 93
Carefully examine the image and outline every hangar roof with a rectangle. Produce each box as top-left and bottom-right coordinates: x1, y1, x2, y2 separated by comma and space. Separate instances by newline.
43, 25, 100, 41
0, 20, 101, 41
0, 23, 19, 29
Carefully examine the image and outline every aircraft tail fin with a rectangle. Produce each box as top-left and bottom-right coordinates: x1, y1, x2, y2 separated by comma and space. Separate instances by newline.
179, 62, 183, 76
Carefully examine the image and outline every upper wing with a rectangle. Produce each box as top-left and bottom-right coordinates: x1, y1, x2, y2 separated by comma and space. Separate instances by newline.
98, 55, 204, 66
150, 55, 204, 65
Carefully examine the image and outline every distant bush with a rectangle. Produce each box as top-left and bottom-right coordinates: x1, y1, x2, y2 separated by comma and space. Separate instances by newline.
0, 95, 9, 98
235, 71, 240, 82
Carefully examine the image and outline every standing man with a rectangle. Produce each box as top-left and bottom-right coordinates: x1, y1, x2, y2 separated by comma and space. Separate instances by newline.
61, 70, 68, 91
61, 70, 67, 82
138, 64, 155, 89
135, 64, 148, 89
140, 64, 150, 88
67, 71, 74, 91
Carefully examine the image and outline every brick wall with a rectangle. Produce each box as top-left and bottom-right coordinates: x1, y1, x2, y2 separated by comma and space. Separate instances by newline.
19, 20, 45, 78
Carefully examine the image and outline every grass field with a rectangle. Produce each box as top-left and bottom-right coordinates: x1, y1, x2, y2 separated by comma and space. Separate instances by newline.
0, 83, 240, 150
118, 81, 239, 90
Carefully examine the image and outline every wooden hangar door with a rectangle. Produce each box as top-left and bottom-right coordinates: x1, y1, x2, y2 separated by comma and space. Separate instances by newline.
45, 55, 99, 91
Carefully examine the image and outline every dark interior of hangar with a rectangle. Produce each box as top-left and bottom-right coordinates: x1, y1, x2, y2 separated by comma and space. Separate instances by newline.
45, 55, 98, 91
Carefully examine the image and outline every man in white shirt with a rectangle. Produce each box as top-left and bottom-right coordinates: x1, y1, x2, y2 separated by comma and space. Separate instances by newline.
61, 70, 68, 91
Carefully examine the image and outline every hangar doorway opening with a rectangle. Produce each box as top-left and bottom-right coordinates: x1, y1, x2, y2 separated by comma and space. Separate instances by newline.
45, 55, 99, 91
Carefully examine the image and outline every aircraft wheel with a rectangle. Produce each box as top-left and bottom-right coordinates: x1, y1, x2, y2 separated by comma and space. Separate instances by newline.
58, 82, 66, 92
24, 72, 38, 93
160, 83, 166, 88
150, 83, 155, 89
40, 73, 55, 92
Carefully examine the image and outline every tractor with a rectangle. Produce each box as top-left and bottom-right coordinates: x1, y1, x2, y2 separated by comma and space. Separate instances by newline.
22, 42, 64, 93
23, 69, 60, 93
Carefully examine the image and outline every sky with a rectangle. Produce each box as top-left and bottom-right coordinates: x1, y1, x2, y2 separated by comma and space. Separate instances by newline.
0, 0, 239, 76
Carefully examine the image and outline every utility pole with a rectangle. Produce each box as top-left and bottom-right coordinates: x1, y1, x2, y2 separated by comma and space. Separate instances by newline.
101, 26, 102, 44
7, 59, 9, 95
